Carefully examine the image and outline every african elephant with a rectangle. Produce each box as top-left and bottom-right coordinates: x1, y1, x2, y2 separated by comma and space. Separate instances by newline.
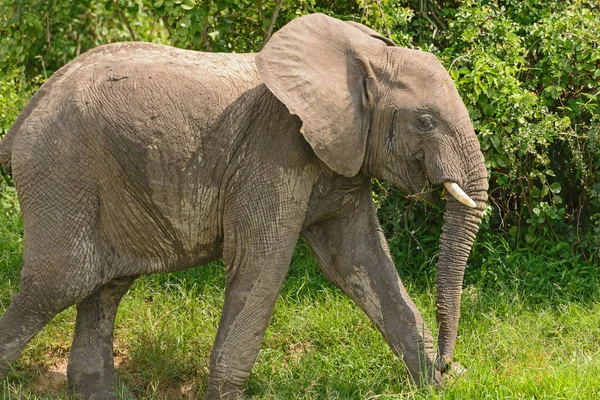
0, 13, 487, 399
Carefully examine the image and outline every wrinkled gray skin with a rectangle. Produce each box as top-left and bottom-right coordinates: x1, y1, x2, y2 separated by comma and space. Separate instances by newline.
0, 14, 487, 399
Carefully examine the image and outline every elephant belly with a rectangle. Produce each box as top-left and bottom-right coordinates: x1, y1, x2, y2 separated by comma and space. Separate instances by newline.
97, 177, 224, 274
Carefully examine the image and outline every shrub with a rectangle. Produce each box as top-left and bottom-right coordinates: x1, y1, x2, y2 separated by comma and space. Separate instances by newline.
1, 0, 598, 270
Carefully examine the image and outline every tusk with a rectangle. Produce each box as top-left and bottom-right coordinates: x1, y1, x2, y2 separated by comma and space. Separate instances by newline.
443, 182, 477, 208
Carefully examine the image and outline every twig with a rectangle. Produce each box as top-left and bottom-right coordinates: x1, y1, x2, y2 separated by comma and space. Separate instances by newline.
161, 15, 172, 42
256, 0, 264, 29
112, 0, 136, 41
46, 15, 51, 47
375, 0, 392, 39
263, 0, 283, 46
75, 33, 82, 57
45, 15, 51, 74
149, 11, 158, 37
201, 22, 212, 51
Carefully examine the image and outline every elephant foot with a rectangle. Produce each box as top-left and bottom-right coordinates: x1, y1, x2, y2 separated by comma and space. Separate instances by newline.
203, 380, 247, 400
415, 367, 444, 387
435, 354, 453, 374
67, 373, 134, 400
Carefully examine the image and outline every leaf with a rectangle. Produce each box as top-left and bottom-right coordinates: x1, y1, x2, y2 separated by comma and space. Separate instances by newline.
550, 182, 562, 194
181, 0, 195, 10
525, 233, 536, 244
490, 134, 501, 149
469, 107, 482, 120
495, 155, 509, 168
179, 16, 191, 27
128, 3, 140, 14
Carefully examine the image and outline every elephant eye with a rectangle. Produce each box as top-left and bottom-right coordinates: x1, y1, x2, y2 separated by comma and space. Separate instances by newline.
416, 114, 436, 131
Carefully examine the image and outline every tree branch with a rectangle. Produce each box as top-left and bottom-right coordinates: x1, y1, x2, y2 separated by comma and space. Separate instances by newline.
263, 0, 283, 46
112, 0, 136, 41
161, 15, 172, 42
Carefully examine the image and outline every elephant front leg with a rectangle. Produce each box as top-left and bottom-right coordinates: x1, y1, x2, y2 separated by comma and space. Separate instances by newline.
302, 188, 442, 386
204, 222, 301, 399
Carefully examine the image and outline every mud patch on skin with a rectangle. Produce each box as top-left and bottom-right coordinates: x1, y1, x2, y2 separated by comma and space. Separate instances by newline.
345, 266, 384, 326
31, 358, 68, 394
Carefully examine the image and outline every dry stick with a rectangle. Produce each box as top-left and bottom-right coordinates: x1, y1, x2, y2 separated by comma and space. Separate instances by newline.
75, 33, 82, 57
111, 0, 136, 41
263, 0, 283, 46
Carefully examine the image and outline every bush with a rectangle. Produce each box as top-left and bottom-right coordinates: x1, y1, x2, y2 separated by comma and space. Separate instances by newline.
440, 0, 599, 256
1, 0, 599, 269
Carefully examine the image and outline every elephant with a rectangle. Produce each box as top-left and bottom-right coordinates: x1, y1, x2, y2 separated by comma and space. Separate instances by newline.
0, 13, 487, 399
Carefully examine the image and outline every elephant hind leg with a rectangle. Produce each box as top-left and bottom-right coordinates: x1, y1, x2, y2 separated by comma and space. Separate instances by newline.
0, 258, 107, 381
0, 293, 59, 378
67, 276, 136, 400
0, 216, 112, 381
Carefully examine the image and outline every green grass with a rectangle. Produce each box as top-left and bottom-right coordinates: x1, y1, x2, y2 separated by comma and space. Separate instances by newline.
2, 180, 600, 399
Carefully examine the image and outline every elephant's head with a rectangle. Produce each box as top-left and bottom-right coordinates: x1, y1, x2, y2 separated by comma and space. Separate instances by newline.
257, 14, 488, 373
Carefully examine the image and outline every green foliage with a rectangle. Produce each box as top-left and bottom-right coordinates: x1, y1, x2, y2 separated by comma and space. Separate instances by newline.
435, 0, 600, 257
0, 0, 166, 80
151, 0, 417, 52
372, 0, 600, 267
1, 3, 600, 396
0, 174, 22, 294
2, 0, 598, 276
0, 68, 32, 137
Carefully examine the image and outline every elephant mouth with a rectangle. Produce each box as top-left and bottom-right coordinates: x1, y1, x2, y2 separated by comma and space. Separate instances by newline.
411, 156, 476, 209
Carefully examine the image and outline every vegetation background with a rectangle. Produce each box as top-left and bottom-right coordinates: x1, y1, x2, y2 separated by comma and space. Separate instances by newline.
0, 0, 599, 398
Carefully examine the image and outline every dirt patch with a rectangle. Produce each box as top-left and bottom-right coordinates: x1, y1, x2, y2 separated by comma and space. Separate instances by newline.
31, 358, 68, 394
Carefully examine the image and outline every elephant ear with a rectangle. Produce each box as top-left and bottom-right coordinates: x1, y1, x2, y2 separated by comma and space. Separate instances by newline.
257, 14, 388, 177
344, 21, 397, 47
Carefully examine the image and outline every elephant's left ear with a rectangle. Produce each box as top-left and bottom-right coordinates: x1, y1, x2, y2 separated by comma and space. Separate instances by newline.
257, 14, 390, 177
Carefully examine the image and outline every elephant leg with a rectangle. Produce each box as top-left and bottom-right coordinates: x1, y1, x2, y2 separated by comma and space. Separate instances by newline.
67, 276, 136, 400
0, 284, 102, 380
0, 185, 116, 380
0, 293, 60, 378
302, 186, 442, 386
204, 222, 302, 399
0, 238, 104, 379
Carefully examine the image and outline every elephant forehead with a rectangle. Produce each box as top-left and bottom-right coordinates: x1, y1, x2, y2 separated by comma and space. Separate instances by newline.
383, 49, 453, 98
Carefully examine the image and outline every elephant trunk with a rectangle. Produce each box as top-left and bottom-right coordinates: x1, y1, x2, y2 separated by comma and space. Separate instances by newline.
435, 142, 487, 371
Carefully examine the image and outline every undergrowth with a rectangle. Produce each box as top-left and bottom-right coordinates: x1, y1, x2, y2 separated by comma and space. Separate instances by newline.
1, 186, 600, 398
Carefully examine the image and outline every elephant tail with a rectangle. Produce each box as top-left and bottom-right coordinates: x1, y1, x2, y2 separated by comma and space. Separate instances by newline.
0, 82, 47, 175
0, 128, 14, 174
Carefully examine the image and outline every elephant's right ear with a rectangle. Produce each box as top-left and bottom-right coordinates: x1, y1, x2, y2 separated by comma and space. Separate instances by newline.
256, 14, 389, 177
344, 21, 397, 47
